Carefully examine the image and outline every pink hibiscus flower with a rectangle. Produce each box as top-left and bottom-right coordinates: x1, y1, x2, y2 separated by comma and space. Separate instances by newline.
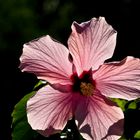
19, 17, 140, 140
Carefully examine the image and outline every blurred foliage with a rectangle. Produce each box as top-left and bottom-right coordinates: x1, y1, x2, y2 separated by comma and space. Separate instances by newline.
0, 0, 123, 51
0, 0, 39, 50
0, 0, 79, 51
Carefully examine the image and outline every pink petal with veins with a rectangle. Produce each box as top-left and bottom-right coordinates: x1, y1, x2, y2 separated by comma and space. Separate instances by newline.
19, 35, 72, 85
68, 17, 117, 75
75, 92, 124, 140
93, 56, 140, 100
27, 85, 78, 137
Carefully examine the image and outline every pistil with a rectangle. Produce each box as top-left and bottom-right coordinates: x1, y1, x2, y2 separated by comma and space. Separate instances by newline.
80, 82, 95, 96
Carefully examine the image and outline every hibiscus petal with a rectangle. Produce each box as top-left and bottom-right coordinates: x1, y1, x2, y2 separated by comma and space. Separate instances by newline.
68, 17, 116, 75
93, 56, 140, 100
19, 35, 72, 85
75, 93, 124, 140
27, 85, 76, 137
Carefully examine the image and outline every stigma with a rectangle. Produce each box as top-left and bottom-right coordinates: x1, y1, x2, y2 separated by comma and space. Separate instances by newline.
80, 82, 95, 96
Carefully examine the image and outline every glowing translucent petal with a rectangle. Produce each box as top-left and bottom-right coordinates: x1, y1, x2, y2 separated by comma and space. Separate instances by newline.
68, 17, 117, 75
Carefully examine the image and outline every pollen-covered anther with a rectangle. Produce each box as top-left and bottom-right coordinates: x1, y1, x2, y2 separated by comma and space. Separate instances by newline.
80, 82, 95, 96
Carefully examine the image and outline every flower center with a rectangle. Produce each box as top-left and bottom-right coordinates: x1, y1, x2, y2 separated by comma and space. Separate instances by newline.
80, 82, 94, 96
71, 70, 96, 96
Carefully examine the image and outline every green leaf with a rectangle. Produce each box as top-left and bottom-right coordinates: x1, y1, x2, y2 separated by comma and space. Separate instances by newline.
11, 91, 38, 140
33, 80, 47, 90
128, 101, 137, 110
111, 98, 127, 111
134, 130, 140, 139
11, 80, 47, 140
119, 137, 126, 140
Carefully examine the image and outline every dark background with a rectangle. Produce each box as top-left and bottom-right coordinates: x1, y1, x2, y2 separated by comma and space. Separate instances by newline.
0, 0, 140, 140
